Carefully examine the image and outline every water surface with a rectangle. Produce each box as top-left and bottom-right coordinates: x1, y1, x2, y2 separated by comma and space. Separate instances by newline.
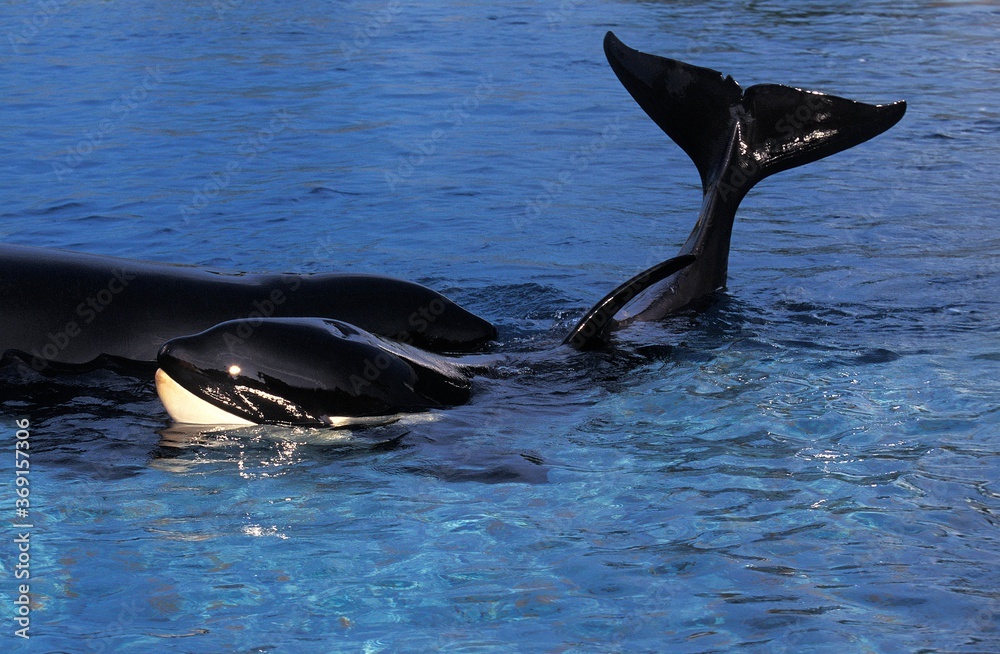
1, 1, 998, 651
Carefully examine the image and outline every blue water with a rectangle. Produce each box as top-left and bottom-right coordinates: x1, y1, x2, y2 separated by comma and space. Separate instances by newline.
2, 0, 999, 651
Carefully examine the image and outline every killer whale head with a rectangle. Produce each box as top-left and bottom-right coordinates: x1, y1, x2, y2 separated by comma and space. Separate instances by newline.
155, 318, 471, 426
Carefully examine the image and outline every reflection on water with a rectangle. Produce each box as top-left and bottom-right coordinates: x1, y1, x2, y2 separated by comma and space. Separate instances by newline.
1, 0, 999, 651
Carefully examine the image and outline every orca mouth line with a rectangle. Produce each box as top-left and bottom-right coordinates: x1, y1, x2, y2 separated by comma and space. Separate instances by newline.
154, 367, 429, 428
155, 359, 320, 428
153, 318, 475, 427
155, 368, 255, 426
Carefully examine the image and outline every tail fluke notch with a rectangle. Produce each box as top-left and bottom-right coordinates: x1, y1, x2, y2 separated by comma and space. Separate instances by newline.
603, 31, 906, 197
570, 34, 907, 343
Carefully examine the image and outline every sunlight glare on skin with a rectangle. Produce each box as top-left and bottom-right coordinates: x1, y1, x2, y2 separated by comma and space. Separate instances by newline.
155, 368, 254, 426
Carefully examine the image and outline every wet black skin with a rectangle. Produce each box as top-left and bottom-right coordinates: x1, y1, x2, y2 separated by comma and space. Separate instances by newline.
153, 35, 907, 424
0, 244, 497, 372
564, 33, 906, 348
9, 33, 906, 428
157, 318, 472, 426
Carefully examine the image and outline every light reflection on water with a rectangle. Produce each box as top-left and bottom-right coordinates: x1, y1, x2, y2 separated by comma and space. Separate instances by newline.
1, 0, 998, 651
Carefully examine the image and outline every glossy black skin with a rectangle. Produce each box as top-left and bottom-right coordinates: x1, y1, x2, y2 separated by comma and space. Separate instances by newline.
0, 244, 497, 372
563, 253, 696, 349
7, 32, 905, 415
157, 318, 471, 426
154, 36, 909, 424
584, 33, 907, 338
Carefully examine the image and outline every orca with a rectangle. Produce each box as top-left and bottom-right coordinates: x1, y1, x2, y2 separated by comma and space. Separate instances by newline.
154, 34, 906, 426
563, 32, 906, 349
6, 34, 905, 425
0, 244, 497, 372
155, 318, 473, 427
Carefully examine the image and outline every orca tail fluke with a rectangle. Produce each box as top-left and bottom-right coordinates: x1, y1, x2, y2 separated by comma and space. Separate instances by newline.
569, 35, 906, 349
563, 254, 696, 350
603, 31, 906, 197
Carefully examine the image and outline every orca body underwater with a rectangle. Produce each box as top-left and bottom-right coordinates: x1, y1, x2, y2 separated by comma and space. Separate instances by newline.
0, 244, 497, 372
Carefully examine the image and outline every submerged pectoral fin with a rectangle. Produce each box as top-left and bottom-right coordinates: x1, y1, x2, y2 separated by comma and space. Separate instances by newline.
563, 254, 696, 350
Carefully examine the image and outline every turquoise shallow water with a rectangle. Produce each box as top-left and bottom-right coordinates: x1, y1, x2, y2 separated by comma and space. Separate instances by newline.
1, 1, 999, 651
